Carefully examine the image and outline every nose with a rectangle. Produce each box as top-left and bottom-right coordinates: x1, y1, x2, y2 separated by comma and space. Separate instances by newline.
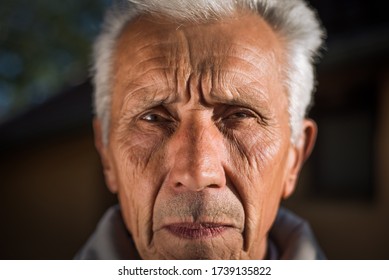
164, 117, 226, 192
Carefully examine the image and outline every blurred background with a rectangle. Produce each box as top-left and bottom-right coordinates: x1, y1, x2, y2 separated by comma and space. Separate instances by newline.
0, 0, 388, 259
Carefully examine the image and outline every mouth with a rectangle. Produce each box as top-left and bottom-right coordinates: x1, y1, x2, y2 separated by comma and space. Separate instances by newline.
165, 223, 231, 239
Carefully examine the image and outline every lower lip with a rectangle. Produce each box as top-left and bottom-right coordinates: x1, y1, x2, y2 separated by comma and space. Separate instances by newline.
165, 223, 228, 239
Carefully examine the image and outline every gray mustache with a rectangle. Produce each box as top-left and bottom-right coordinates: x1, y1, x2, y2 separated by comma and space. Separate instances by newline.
154, 191, 244, 223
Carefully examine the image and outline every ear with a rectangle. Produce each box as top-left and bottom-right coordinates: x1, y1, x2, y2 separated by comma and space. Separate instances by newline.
282, 119, 317, 199
93, 118, 118, 193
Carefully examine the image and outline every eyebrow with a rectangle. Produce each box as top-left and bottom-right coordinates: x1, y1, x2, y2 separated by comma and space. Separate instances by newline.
120, 83, 274, 121
120, 83, 179, 115
209, 85, 274, 115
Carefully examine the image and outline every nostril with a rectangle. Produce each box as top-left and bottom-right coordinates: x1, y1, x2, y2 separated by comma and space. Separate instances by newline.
173, 182, 219, 192
207, 184, 221, 189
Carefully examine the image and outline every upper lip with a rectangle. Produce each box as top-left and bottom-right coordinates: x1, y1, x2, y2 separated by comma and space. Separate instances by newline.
165, 222, 232, 229
154, 218, 240, 232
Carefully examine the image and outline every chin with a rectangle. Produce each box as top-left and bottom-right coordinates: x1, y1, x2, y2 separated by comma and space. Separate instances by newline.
147, 227, 245, 259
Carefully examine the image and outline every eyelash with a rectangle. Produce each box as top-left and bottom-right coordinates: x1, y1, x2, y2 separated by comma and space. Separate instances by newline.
224, 109, 256, 120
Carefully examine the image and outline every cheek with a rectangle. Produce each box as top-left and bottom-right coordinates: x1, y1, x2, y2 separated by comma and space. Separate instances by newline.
117, 125, 165, 170
228, 122, 283, 179
226, 123, 290, 252
112, 125, 168, 249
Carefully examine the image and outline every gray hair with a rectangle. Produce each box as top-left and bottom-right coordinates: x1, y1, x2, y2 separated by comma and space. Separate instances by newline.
93, 0, 324, 145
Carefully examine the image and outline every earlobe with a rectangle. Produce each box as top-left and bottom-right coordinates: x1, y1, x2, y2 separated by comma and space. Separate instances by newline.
300, 119, 317, 162
282, 119, 317, 199
93, 119, 118, 193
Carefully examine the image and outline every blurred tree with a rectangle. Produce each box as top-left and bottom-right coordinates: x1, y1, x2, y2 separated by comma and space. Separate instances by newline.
0, 0, 110, 122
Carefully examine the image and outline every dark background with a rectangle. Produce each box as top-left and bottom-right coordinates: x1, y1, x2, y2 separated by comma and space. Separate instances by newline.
1, 0, 389, 259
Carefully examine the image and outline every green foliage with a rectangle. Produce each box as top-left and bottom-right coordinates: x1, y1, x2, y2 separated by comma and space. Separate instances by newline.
0, 0, 110, 121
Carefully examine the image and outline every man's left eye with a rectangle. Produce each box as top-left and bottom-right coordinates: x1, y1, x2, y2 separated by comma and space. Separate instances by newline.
141, 113, 169, 122
225, 110, 255, 120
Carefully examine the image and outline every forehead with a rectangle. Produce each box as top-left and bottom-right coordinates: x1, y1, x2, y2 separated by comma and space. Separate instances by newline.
112, 12, 286, 106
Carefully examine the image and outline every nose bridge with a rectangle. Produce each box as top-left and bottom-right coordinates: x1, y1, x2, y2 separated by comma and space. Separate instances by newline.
168, 114, 226, 191
188, 117, 216, 165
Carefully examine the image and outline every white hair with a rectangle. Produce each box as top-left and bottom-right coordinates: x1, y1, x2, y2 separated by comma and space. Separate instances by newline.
92, 0, 324, 145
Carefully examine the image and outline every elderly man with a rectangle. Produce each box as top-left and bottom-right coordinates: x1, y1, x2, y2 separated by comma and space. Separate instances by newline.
76, 0, 325, 259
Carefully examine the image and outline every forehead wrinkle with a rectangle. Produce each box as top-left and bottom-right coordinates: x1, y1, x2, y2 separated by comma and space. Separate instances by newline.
230, 42, 279, 62
198, 63, 273, 111
133, 38, 172, 53
124, 47, 188, 97
205, 67, 266, 106
121, 84, 179, 114
219, 44, 281, 80
132, 55, 169, 69
137, 28, 192, 98
122, 27, 191, 76
134, 41, 182, 68
210, 84, 270, 109
123, 50, 181, 99
193, 43, 282, 102
128, 43, 180, 80
218, 68, 265, 86
169, 28, 192, 99
127, 67, 171, 83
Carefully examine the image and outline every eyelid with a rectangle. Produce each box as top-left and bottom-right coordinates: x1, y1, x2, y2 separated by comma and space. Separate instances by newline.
221, 106, 270, 126
139, 106, 174, 122
223, 107, 258, 118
